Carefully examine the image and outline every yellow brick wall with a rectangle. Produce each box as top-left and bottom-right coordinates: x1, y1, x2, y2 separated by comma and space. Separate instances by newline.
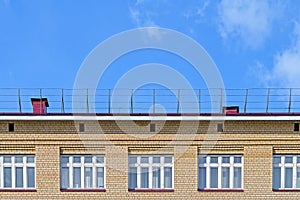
0, 119, 300, 199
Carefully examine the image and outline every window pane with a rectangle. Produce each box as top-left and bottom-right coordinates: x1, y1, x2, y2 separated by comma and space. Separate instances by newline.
61, 167, 69, 189
27, 167, 35, 188
273, 157, 281, 165
273, 167, 281, 189
152, 167, 161, 188
141, 167, 149, 188
210, 167, 218, 188
164, 167, 172, 188
221, 167, 230, 188
84, 167, 93, 188
4, 156, 11, 163
96, 156, 104, 164
285, 168, 293, 188
285, 156, 293, 163
84, 156, 92, 163
234, 167, 242, 188
73, 167, 81, 188
61, 156, 69, 164
297, 156, 300, 164
164, 157, 172, 164
73, 156, 81, 163
4, 167, 12, 188
222, 157, 230, 163
15, 156, 23, 163
96, 167, 104, 188
234, 157, 242, 163
297, 168, 300, 188
198, 167, 206, 189
210, 157, 218, 163
129, 157, 137, 164
141, 157, 149, 163
16, 167, 24, 188
153, 157, 160, 163
27, 156, 35, 163
129, 167, 137, 189
199, 156, 206, 165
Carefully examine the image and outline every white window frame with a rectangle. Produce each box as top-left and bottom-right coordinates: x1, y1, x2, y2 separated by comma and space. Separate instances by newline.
60, 155, 105, 189
273, 155, 300, 190
0, 155, 36, 189
198, 155, 243, 190
128, 155, 174, 190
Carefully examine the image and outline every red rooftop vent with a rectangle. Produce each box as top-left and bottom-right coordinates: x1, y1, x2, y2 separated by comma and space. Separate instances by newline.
31, 98, 49, 114
223, 106, 239, 115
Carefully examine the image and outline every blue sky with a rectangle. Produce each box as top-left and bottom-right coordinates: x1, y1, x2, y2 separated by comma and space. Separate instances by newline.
1, 0, 300, 90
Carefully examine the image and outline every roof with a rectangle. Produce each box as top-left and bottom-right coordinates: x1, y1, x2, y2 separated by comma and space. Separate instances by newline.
0, 112, 300, 121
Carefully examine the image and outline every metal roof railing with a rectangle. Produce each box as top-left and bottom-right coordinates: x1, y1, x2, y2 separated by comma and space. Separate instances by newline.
0, 88, 300, 114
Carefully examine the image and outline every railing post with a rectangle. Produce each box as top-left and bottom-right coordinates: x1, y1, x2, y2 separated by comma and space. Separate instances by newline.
288, 88, 292, 113
130, 89, 133, 114
266, 88, 270, 113
220, 88, 223, 113
108, 89, 111, 114
198, 89, 201, 113
153, 89, 155, 113
177, 89, 180, 113
18, 88, 22, 113
244, 89, 248, 113
40, 88, 42, 113
61, 89, 65, 113
86, 88, 89, 113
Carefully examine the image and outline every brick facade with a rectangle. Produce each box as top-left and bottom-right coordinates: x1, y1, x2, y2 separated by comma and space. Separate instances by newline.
0, 117, 300, 199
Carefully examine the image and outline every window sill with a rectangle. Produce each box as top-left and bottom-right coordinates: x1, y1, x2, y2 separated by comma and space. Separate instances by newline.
198, 189, 244, 192
60, 189, 106, 192
273, 189, 300, 192
128, 189, 174, 192
0, 189, 37, 192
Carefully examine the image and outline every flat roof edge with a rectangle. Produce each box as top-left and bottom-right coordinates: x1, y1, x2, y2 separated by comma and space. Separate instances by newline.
1, 114, 300, 121
1, 112, 300, 116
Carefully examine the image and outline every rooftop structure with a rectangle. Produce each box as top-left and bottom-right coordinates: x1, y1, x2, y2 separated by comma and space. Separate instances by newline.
0, 88, 300, 114
0, 88, 300, 199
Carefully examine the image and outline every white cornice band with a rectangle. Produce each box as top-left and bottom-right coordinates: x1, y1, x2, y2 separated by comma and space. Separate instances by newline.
0, 115, 299, 121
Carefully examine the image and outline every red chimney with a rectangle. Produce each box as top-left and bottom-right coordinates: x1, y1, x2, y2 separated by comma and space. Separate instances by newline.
222, 106, 239, 115
31, 98, 49, 114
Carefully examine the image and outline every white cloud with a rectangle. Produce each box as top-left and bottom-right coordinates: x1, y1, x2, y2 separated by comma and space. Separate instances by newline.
182, 1, 210, 22
196, 1, 210, 17
251, 22, 300, 87
271, 22, 300, 87
248, 61, 272, 86
135, 0, 145, 6
129, 0, 162, 39
129, 6, 158, 28
129, 7, 141, 26
129, 0, 161, 27
218, 0, 276, 49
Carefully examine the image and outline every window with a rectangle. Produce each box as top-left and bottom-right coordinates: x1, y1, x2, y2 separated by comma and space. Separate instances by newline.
128, 155, 173, 190
60, 155, 105, 189
273, 155, 300, 190
8, 123, 14, 132
0, 155, 35, 189
217, 123, 223, 132
198, 155, 243, 190
150, 123, 156, 132
294, 123, 299, 131
79, 123, 85, 132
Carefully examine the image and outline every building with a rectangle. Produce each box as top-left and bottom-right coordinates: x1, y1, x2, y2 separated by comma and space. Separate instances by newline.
0, 88, 300, 199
